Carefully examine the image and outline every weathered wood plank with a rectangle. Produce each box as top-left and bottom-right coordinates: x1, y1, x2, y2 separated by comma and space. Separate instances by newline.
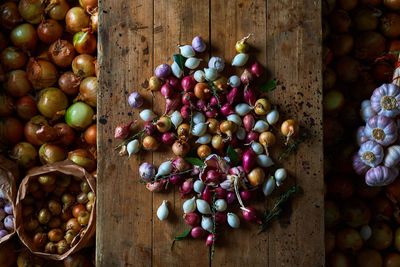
152, 1, 210, 266
97, 0, 323, 266
97, 0, 154, 266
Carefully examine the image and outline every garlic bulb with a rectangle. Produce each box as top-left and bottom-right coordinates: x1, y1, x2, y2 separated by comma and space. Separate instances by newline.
232, 53, 249, 67
358, 140, 384, 168
384, 145, 400, 168
156, 200, 169, 221
365, 115, 397, 146
370, 83, 400, 118
183, 197, 196, 213
365, 165, 398, 187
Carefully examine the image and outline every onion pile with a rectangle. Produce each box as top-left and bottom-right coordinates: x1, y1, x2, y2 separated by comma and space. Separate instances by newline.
19, 173, 94, 255
0, 0, 98, 262
0, 197, 14, 239
115, 35, 300, 247
324, 0, 400, 265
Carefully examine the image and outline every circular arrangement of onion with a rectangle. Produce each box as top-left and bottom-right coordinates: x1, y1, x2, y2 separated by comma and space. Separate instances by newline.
115, 35, 302, 249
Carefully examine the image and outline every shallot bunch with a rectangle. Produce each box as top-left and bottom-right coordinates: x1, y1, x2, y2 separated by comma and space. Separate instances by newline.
115, 35, 300, 247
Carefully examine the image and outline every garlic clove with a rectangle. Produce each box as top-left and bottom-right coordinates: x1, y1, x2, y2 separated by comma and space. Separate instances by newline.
256, 154, 274, 168
266, 110, 279, 125
170, 111, 183, 128
274, 168, 287, 187
253, 120, 269, 133
227, 114, 242, 126
139, 109, 157, 122
183, 197, 196, 213
156, 200, 169, 221
191, 122, 208, 137
232, 53, 249, 67
179, 45, 195, 58
228, 75, 241, 88
196, 134, 212, 145
251, 142, 264, 155
196, 199, 212, 214
204, 68, 218, 81
127, 139, 140, 157
193, 111, 206, 124
194, 70, 206, 82
171, 61, 183, 78
201, 216, 213, 232
234, 103, 252, 116
185, 57, 201, 69
193, 179, 205, 193
227, 212, 240, 228
155, 161, 173, 178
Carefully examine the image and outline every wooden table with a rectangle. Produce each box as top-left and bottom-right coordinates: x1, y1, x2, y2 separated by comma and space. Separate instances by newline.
97, 0, 324, 266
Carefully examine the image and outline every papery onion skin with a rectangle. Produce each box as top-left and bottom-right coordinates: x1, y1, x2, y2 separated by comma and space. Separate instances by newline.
37, 19, 64, 44
26, 59, 59, 90
37, 87, 68, 119
48, 39, 76, 68
65, 6, 90, 34
1, 47, 27, 71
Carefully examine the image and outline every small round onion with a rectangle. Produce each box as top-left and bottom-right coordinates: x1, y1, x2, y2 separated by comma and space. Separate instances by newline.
1, 47, 27, 71
4, 70, 33, 97
73, 31, 97, 54
39, 143, 66, 164
48, 40, 76, 68
26, 59, 59, 90
37, 19, 64, 44
65, 6, 90, 34
18, 0, 44, 24
78, 76, 97, 107
0, 2, 23, 30
37, 87, 68, 119
65, 102, 94, 130
72, 54, 96, 78
10, 23, 38, 51
58, 71, 81, 95
47, 0, 70, 20
15, 95, 38, 121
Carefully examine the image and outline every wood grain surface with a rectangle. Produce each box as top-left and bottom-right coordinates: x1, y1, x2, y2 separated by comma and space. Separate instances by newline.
97, 0, 324, 266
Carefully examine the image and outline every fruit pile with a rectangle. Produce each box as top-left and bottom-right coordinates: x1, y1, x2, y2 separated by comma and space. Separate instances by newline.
0, 0, 97, 265
116, 35, 301, 248
323, 0, 400, 266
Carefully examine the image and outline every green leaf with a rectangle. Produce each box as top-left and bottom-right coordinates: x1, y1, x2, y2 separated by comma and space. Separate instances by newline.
227, 146, 239, 166
174, 229, 191, 241
260, 80, 277, 92
184, 157, 205, 167
173, 54, 186, 71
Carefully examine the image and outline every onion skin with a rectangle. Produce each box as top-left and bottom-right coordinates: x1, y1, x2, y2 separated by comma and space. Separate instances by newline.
242, 149, 256, 173
73, 31, 97, 54
65, 102, 94, 130
10, 23, 38, 51
37, 87, 68, 119
49, 40, 76, 68
18, 0, 45, 24
39, 143, 66, 164
27, 59, 58, 90
72, 54, 96, 78
83, 124, 96, 145
24, 115, 48, 146
5, 70, 33, 97
68, 148, 96, 172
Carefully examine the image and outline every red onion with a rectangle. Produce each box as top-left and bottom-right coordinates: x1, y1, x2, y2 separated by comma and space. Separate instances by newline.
196, 99, 207, 111
215, 212, 227, 224
202, 186, 212, 203
172, 157, 191, 172
167, 76, 181, 89
241, 206, 261, 224
114, 121, 133, 139
215, 187, 227, 199
226, 191, 237, 204
209, 96, 219, 107
180, 179, 194, 195
169, 174, 183, 185
160, 83, 173, 98
191, 226, 206, 239
205, 108, 218, 118
205, 233, 215, 246
246, 131, 259, 143
161, 132, 175, 145
181, 76, 196, 92
165, 95, 181, 114
220, 103, 234, 116
244, 87, 257, 105
250, 61, 264, 77
206, 169, 221, 183
180, 105, 191, 119
243, 114, 255, 132
128, 92, 143, 108
227, 87, 240, 105
242, 149, 257, 173
183, 212, 200, 226
182, 92, 195, 106
241, 69, 253, 85
230, 136, 239, 148
240, 190, 254, 202
154, 63, 171, 79
143, 122, 156, 135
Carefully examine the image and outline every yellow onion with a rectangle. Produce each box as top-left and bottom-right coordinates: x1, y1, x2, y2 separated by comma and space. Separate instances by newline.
68, 148, 96, 172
